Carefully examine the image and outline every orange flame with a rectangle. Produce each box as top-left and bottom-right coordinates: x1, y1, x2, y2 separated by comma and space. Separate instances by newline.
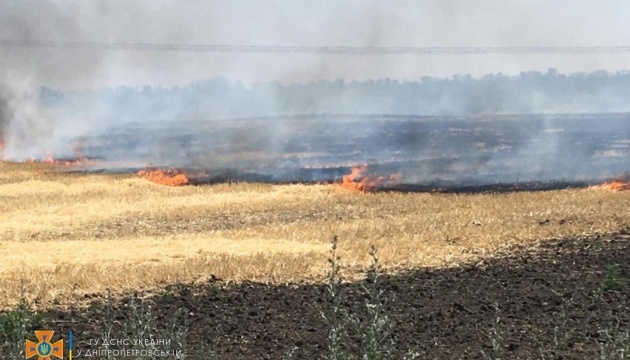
56, 147, 91, 165
595, 179, 630, 191
339, 165, 401, 192
138, 169, 190, 186
45, 151, 54, 163
19, 147, 93, 166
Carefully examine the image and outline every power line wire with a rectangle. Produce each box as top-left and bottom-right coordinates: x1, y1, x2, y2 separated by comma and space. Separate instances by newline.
2, 40, 630, 54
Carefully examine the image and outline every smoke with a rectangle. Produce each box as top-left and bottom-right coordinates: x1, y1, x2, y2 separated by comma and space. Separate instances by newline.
3, 1, 630, 86
1, 0, 630, 183
0, 92, 8, 141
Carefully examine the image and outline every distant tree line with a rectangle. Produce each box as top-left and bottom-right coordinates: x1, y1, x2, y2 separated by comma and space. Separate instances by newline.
38, 68, 630, 122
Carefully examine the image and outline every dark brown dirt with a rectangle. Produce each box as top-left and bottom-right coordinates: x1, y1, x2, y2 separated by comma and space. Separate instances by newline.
40, 230, 630, 359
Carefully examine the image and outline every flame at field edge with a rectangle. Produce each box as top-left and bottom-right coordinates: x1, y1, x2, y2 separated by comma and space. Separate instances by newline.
594, 179, 630, 191
0, 143, 94, 166
339, 165, 402, 192
138, 169, 190, 186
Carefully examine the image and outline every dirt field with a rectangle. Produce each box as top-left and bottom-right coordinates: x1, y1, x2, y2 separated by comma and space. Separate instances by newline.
1, 161, 630, 310
43, 232, 630, 359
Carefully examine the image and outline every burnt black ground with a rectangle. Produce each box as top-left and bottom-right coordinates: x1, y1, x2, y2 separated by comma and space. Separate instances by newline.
37, 229, 630, 359
72, 113, 630, 185
71, 165, 611, 194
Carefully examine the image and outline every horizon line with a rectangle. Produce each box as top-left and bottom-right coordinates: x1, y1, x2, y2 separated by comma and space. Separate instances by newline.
3, 40, 630, 55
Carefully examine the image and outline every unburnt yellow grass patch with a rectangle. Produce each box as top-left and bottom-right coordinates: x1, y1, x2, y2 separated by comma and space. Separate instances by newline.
1, 161, 629, 309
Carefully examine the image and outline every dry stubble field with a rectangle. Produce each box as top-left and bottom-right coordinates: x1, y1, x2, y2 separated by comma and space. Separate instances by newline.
1, 160, 630, 310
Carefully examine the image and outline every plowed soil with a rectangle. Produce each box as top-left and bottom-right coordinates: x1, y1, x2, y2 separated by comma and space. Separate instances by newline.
41, 230, 630, 359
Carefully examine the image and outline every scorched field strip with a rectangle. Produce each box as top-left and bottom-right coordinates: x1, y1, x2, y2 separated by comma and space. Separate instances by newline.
1, 161, 629, 309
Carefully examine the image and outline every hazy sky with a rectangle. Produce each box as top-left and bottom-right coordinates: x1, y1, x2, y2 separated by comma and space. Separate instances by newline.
1, 0, 630, 89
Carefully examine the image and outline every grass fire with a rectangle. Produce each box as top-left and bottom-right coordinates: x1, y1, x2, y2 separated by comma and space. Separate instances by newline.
138, 168, 190, 186
2, 142, 630, 357
1, 3, 630, 354
594, 175, 630, 191
339, 165, 402, 192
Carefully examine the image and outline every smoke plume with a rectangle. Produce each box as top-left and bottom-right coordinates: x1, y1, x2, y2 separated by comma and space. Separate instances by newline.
1, 1, 630, 184
0, 93, 8, 141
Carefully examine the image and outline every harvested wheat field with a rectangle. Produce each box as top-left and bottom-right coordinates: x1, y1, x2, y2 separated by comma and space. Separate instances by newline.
1, 160, 630, 310
2, 160, 630, 358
